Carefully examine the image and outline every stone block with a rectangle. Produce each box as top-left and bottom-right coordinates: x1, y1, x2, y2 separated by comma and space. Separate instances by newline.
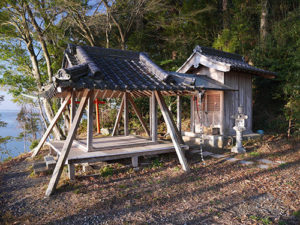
44, 155, 56, 169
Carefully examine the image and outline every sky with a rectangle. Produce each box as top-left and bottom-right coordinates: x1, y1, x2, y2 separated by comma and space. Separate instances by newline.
0, 90, 21, 111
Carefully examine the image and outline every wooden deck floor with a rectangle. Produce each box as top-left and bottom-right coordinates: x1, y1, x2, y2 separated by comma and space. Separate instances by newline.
76, 135, 159, 151
46, 135, 189, 164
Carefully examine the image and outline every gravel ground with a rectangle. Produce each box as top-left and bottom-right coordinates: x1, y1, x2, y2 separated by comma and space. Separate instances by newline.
0, 136, 299, 225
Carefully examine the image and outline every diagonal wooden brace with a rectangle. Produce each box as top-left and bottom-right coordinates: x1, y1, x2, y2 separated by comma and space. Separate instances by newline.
32, 93, 71, 158
45, 90, 91, 196
127, 94, 150, 137
154, 91, 190, 172
112, 94, 125, 136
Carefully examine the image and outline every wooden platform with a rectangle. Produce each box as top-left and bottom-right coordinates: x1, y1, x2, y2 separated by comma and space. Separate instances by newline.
46, 135, 189, 164
74, 135, 160, 151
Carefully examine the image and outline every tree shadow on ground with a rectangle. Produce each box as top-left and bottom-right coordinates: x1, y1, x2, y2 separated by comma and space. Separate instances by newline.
45, 147, 300, 224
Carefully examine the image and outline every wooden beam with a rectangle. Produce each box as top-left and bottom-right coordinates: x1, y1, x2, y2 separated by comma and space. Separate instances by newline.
154, 91, 190, 172
127, 94, 150, 137
111, 94, 125, 136
93, 90, 100, 101
45, 90, 91, 196
177, 95, 182, 133
151, 91, 158, 142
109, 90, 116, 99
87, 91, 94, 151
98, 90, 106, 99
124, 92, 129, 136
104, 90, 113, 99
32, 93, 71, 158
118, 91, 124, 98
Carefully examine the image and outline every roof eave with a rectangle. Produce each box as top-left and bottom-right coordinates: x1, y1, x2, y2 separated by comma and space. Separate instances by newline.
177, 52, 231, 73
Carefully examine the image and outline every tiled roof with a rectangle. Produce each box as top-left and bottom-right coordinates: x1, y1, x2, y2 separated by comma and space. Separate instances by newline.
42, 44, 235, 98
179, 45, 276, 78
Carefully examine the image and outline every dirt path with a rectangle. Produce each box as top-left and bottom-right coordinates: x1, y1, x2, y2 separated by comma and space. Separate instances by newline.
0, 136, 299, 224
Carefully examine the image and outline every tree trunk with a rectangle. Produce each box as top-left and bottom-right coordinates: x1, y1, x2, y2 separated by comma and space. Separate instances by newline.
260, 0, 268, 45
20, 3, 64, 140
42, 99, 65, 140
103, 0, 126, 50
287, 117, 292, 139
222, 0, 230, 29
26, 3, 53, 82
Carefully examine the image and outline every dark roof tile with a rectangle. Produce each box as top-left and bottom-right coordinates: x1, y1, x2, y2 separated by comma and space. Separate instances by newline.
193, 45, 276, 77
42, 44, 237, 98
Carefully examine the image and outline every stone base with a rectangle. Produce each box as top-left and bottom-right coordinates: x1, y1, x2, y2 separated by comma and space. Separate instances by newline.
82, 163, 93, 172
231, 146, 246, 153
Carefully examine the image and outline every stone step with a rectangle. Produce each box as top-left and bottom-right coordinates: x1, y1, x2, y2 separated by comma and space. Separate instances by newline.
33, 162, 49, 175
183, 135, 223, 148
44, 155, 56, 169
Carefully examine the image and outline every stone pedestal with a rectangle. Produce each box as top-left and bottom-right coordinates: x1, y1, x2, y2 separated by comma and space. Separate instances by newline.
231, 127, 246, 153
231, 107, 248, 154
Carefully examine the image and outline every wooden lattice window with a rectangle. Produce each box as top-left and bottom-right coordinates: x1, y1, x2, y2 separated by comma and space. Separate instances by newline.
207, 94, 220, 111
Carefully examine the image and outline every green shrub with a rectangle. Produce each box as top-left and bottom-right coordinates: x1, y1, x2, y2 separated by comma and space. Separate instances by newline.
30, 140, 39, 150
100, 166, 113, 177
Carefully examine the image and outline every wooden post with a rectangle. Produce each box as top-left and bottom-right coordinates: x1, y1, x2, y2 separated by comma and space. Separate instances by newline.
32, 94, 71, 158
70, 91, 75, 127
112, 94, 125, 136
68, 164, 75, 180
124, 92, 129, 136
154, 91, 190, 172
95, 99, 101, 134
151, 91, 158, 142
177, 95, 182, 133
127, 94, 150, 136
190, 95, 195, 133
45, 90, 91, 196
132, 156, 138, 168
87, 91, 94, 151
220, 91, 224, 135
149, 96, 152, 135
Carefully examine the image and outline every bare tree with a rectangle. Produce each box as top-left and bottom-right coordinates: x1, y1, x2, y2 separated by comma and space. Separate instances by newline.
260, 0, 268, 45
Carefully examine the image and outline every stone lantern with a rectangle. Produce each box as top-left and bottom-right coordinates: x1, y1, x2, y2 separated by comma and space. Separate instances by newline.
231, 106, 248, 153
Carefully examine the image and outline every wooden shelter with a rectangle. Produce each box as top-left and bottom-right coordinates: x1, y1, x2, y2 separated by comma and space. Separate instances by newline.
33, 44, 237, 196
177, 46, 276, 147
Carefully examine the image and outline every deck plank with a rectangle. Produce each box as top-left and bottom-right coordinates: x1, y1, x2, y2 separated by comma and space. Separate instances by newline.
46, 136, 188, 164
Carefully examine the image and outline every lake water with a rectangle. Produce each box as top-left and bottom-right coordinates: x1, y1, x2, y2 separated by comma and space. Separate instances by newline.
0, 110, 34, 161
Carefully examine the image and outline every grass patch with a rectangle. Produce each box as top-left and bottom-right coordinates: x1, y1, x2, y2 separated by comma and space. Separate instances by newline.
293, 210, 300, 218
173, 166, 180, 171
151, 159, 163, 168
249, 151, 261, 157
249, 215, 271, 224
118, 184, 127, 189
279, 162, 288, 168
28, 170, 36, 178
100, 166, 113, 177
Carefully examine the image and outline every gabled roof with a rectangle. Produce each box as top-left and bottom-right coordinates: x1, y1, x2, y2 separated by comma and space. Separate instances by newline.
177, 45, 276, 78
42, 44, 235, 99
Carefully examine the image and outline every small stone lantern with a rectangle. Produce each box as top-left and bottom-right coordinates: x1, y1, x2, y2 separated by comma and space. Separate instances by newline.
231, 106, 248, 153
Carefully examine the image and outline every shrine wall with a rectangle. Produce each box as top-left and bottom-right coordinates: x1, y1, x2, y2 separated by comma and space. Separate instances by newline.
223, 71, 253, 135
